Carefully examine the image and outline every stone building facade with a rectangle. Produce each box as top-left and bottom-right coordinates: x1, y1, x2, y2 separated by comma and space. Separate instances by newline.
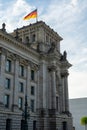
0, 21, 73, 130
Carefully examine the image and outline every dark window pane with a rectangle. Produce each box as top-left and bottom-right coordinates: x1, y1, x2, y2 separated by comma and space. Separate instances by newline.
31, 70, 34, 80
6, 119, 11, 130
5, 78, 10, 89
21, 120, 25, 130
56, 97, 58, 111
19, 65, 24, 76
31, 99, 34, 112
32, 34, 35, 42
63, 122, 67, 130
19, 82, 24, 92
33, 120, 36, 130
31, 86, 34, 95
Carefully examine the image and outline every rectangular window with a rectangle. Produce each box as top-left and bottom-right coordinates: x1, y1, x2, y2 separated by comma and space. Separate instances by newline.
6, 59, 11, 72
19, 65, 24, 77
31, 86, 35, 95
63, 122, 67, 130
33, 120, 36, 130
18, 97, 23, 109
6, 119, 12, 130
56, 97, 58, 111
21, 120, 25, 130
31, 99, 34, 112
31, 70, 35, 80
19, 82, 24, 92
5, 78, 11, 89
32, 34, 36, 42
5, 95, 9, 108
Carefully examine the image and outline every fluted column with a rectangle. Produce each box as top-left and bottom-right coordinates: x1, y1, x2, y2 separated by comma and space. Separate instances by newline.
48, 66, 56, 110
64, 72, 69, 112
61, 72, 69, 112
61, 74, 65, 112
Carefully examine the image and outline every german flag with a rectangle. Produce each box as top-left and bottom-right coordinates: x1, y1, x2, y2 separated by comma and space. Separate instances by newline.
23, 9, 37, 20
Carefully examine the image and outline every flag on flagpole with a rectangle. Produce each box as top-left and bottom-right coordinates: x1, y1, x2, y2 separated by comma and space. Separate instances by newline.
23, 9, 37, 20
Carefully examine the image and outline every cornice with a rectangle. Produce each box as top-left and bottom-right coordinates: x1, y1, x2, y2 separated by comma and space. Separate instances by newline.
60, 60, 72, 69
0, 30, 39, 58
13, 21, 63, 42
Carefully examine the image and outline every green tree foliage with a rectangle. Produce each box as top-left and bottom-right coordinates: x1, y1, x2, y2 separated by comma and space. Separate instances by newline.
81, 117, 87, 130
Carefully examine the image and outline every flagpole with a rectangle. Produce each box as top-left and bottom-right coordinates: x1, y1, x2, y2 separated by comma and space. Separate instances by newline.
36, 8, 38, 22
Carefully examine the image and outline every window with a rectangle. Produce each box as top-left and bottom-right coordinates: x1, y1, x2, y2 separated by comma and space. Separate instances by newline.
62, 121, 67, 130
4, 95, 9, 108
31, 86, 35, 95
46, 35, 49, 43
33, 120, 36, 130
6, 59, 11, 72
31, 99, 34, 112
19, 82, 24, 92
18, 97, 23, 109
21, 120, 25, 130
32, 34, 36, 42
6, 119, 12, 130
19, 65, 24, 77
26, 36, 29, 44
5, 78, 11, 89
56, 97, 58, 111
31, 70, 35, 80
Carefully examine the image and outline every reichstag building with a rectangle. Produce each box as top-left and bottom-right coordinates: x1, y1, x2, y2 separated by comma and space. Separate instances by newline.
0, 21, 73, 130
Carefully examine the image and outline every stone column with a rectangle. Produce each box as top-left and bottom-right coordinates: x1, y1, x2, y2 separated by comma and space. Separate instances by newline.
61, 74, 65, 112
48, 66, 56, 110
64, 72, 69, 112
0, 49, 5, 109
12, 57, 19, 111
48, 70, 52, 109
26, 65, 31, 106
61, 72, 69, 112
38, 60, 47, 109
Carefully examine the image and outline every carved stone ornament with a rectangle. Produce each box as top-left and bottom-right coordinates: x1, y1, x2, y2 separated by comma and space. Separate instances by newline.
29, 61, 39, 71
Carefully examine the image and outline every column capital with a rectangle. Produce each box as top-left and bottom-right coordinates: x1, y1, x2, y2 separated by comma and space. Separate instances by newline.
61, 71, 69, 77
48, 65, 57, 72
29, 61, 40, 71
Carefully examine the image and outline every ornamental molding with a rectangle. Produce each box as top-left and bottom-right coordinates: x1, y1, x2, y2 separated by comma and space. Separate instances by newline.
29, 61, 39, 71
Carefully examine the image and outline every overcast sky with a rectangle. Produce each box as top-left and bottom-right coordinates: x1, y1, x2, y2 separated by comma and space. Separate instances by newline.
0, 0, 87, 99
